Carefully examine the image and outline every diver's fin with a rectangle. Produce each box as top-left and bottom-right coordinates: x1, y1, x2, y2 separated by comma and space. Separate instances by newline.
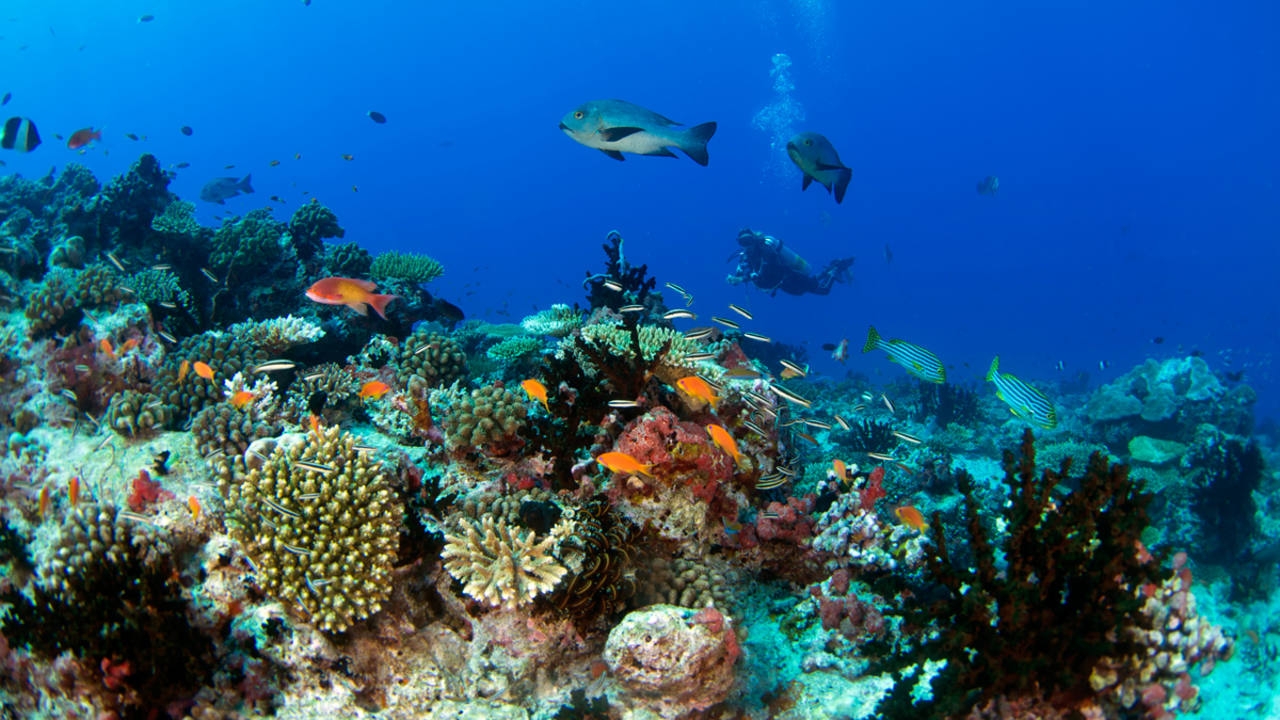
600, 126, 644, 142
600, 149, 625, 161
833, 167, 852, 204
802, 175, 813, 191
681, 121, 717, 166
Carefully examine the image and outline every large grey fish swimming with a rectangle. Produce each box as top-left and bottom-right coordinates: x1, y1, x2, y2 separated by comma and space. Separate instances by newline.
559, 99, 717, 166
199, 174, 254, 204
786, 132, 852, 204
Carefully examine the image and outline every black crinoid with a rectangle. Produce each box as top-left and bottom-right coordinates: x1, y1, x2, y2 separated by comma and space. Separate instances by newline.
872, 430, 1167, 719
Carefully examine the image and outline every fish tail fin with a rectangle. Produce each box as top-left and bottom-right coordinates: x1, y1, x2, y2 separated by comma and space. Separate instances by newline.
366, 292, 398, 319
239, 174, 254, 194
834, 167, 852, 204
681, 121, 717, 166
986, 356, 1000, 382
862, 326, 881, 354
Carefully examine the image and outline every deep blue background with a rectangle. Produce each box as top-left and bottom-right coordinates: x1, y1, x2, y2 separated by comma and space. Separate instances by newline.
3, 1, 1277, 421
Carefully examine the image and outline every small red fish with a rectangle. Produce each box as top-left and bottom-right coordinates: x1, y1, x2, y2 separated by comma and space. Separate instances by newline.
359, 380, 390, 400
38, 485, 50, 518
305, 277, 398, 319
67, 127, 101, 150
69, 476, 81, 505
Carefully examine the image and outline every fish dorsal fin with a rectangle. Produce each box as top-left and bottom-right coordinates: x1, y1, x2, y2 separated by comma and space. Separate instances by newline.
344, 278, 378, 291
600, 126, 644, 142
600, 149, 625, 161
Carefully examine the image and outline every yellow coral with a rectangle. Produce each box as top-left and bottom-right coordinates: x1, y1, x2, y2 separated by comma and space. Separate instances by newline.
442, 516, 568, 610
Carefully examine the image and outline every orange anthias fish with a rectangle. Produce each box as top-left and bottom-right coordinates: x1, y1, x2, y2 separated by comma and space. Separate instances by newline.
359, 380, 391, 400
676, 376, 719, 408
520, 379, 550, 412
705, 424, 743, 467
69, 476, 81, 505
67, 127, 102, 150
99, 338, 114, 357
596, 451, 653, 478
178, 359, 191, 382
193, 361, 215, 380
38, 485, 50, 518
187, 496, 201, 522
894, 505, 929, 532
229, 390, 255, 409
832, 459, 850, 481
120, 338, 140, 353
305, 277, 399, 320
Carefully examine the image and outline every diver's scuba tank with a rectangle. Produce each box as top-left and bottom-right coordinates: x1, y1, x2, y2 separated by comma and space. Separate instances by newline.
766, 235, 811, 276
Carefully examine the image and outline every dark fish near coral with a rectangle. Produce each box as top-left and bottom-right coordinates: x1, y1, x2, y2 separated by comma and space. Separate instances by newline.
199, 174, 254, 204
367, 110, 386, 124
977, 175, 1000, 195
559, 99, 717, 166
1, 116, 40, 152
786, 132, 852, 204
307, 391, 327, 415
180, 125, 193, 136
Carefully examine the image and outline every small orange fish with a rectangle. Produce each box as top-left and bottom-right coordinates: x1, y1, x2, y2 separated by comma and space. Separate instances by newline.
520, 379, 550, 412
99, 338, 115, 357
229, 390, 255, 409
38, 485, 50, 518
120, 338, 140, 353
69, 476, 80, 505
832, 459, 849, 481
305, 277, 399, 319
596, 451, 653, 478
66, 126, 102, 150
308, 413, 321, 435
705, 424, 742, 467
342, 153, 354, 161
187, 496, 201, 522
676, 376, 719, 407
894, 505, 929, 532
359, 380, 391, 400
178, 359, 190, 382
193, 361, 215, 380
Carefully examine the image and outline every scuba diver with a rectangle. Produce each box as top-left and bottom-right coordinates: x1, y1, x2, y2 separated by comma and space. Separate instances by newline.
726, 228, 854, 296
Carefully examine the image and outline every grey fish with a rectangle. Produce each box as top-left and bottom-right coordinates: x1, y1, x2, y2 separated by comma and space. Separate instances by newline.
787, 132, 852, 204
977, 175, 1000, 195
559, 99, 717, 166
199, 174, 254, 204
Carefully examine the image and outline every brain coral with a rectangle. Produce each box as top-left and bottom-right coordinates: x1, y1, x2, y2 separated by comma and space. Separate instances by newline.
221, 426, 401, 632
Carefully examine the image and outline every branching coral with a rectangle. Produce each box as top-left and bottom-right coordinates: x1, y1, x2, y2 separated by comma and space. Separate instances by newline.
582, 230, 658, 312
521, 304, 584, 338
221, 426, 401, 632
874, 430, 1176, 718
370, 250, 445, 284
442, 515, 569, 610
229, 314, 325, 355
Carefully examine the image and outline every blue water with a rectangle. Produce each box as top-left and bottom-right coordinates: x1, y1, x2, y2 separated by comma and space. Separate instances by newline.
2, 0, 1277, 421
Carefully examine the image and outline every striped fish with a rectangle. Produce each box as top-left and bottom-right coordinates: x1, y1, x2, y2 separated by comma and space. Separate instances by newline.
986, 356, 1057, 429
862, 326, 946, 384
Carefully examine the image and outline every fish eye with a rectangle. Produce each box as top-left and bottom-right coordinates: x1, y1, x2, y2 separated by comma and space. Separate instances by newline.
804, 139, 813, 146
573, 111, 585, 120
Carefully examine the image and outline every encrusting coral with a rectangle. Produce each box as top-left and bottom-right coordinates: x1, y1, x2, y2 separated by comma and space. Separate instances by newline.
442, 515, 569, 610
221, 425, 402, 633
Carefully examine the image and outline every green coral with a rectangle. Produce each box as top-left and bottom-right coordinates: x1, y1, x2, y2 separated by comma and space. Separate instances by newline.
442, 385, 528, 453
486, 335, 544, 364
370, 250, 444, 284
208, 209, 292, 274
323, 241, 372, 278
154, 330, 269, 422
521, 304, 583, 338
288, 201, 345, 259
395, 330, 468, 388
221, 426, 402, 633
130, 267, 194, 314
151, 199, 201, 236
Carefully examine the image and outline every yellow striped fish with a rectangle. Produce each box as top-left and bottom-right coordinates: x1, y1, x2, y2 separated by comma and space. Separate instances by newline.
862, 326, 946, 384
986, 356, 1057, 429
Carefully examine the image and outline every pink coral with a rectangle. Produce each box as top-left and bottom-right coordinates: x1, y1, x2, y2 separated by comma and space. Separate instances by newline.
755, 496, 815, 543
127, 469, 173, 512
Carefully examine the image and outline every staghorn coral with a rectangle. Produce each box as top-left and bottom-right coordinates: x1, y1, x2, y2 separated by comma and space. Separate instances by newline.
395, 330, 468, 388
104, 389, 172, 437
521, 304, 583, 338
370, 250, 444, 284
441, 515, 569, 610
221, 426, 401, 633
151, 199, 201, 236
229, 314, 324, 355
442, 384, 528, 453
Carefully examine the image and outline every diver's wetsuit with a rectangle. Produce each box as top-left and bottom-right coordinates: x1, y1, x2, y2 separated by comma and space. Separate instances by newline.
727, 229, 853, 296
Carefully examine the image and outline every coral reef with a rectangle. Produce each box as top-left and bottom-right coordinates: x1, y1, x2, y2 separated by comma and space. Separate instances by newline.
441, 384, 528, 455
370, 249, 445, 285
395, 329, 468, 388
441, 515, 569, 610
